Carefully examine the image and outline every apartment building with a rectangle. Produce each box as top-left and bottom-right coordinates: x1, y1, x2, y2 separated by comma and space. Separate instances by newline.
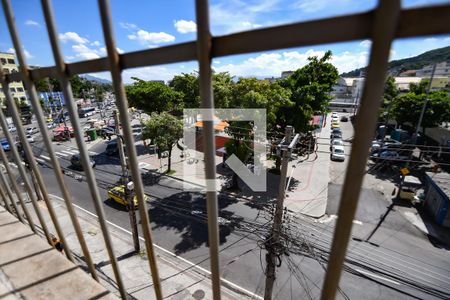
0, 52, 28, 106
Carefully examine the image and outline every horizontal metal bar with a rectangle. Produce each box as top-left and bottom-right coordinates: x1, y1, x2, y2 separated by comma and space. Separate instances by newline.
2, 4, 449, 84
120, 41, 197, 69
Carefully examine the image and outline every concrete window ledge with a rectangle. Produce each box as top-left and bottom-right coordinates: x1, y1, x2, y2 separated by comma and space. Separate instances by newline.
0, 206, 117, 300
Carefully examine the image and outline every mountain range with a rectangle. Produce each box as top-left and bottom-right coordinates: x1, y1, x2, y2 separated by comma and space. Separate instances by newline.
341, 46, 450, 77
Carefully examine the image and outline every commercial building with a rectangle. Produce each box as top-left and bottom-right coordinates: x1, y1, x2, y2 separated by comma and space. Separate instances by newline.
39, 91, 66, 114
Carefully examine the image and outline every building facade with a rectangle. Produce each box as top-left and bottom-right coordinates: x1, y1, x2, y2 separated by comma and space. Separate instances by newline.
416, 61, 450, 77
39, 91, 66, 115
0, 52, 28, 106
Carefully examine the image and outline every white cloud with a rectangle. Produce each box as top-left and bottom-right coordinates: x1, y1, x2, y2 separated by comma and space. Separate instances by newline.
91, 40, 101, 47
424, 37, 438, 43
127, 29, 175, 44
122, 66, 177, 83
174, 20, 197, 34
210, 0, 280, 33
59, 32, 89, 44
359, 40, 372, 48
25, 20, 40, 27
119, 22, 138, 30
72, 44, 100, 60
7, 47, 33, 59
445, 37, 450, 42
213, 49, 369, 77
116, 47, 125, 54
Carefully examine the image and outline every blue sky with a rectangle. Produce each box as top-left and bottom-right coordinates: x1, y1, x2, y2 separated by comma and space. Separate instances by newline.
0, 0, 449, 83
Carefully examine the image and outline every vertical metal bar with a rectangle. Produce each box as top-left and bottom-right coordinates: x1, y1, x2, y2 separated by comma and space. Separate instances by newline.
97, 1, 163, 299
0, 143, 36, 232
0, 96, 51, 241
195, 1, 221, 299
0, 161, 22, 221
39, 0, 101, 282
320, 1, 400, 299
0, 185, 11, 212
1, 0, 74, 262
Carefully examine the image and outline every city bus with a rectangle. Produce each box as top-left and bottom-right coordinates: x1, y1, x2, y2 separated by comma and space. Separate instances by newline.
78, 107, 96, 118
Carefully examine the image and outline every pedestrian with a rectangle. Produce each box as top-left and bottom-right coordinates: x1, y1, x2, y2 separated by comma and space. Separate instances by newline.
51, 236, 64, 254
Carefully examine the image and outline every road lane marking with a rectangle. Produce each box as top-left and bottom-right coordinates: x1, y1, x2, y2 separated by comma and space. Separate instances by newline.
40, 155, 50, 161
49, 194, 263, 300
355, 269, 401, 285
36, 158, 45, 164
55, 151, 68, 157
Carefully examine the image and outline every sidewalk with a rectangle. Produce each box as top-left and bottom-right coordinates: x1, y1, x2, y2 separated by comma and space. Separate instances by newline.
284, 116, 330, 217
23, 195, 256, 299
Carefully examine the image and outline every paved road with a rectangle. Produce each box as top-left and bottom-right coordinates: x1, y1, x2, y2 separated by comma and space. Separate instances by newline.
4, 112, 450, 299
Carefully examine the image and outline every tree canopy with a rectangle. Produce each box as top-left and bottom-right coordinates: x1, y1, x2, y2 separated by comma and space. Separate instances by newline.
278, 50, 338, 132
142, 112, 183, 172
126, 77, 183, 114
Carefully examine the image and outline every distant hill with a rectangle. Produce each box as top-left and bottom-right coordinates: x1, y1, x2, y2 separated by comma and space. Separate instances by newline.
80, 74, 112, 85
341, 46, 450, 77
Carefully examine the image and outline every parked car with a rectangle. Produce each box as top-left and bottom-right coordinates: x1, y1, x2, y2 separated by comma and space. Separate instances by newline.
107, 185, 148, 208
8, 126, 16, 132
70, 154, 96, 170
371, 150, 408, 162
331, 132, 342, 141
331, 123, 340, 129
330, 139, 344, 150
47, 123, 57, 129
1, 139, 10, 151
26, 134, 35, 143
331, 145, 345, 161
370, 138, 401, 153
26, 127, 38, 135
340, 116, 349, 122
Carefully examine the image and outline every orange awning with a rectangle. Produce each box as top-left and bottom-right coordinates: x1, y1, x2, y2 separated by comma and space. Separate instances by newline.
195, 120, 229, 131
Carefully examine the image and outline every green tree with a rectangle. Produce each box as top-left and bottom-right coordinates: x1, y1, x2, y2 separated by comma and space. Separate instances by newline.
391, 90, 450, 136
231, 77, 292, 127
126, 78, 183, 114
224, 121, 253, 190
279, 50, 338, 132
169, 73, 200, 108
142, 112, 183, 172
213, 72, 234, 108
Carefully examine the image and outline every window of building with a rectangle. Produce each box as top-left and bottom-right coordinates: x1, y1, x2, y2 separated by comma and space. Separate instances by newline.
13, 97, 19, 101
20, 97, 26, 101
0, 58, 6, 65
10, 87, 16, 93
7, 58, 15, 64
11, 69, 17, 73
3, 68, 9, 74
16, 87, 24, 92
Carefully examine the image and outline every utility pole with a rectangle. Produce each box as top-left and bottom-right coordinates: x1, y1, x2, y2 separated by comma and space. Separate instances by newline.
264, 125, 293, 300
113, 110, 127, 182
126, 181, 140, 252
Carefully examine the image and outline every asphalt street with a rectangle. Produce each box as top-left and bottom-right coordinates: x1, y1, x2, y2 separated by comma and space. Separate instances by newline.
3, 111, 450, 299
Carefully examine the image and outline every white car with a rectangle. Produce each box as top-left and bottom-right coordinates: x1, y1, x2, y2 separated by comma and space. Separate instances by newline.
331, 145, 345, 161
26, 127, 38, 135
8, 126, 16, 132
26, 134, 35, 143
331, 112, 338, 117
330, 139, 344, 150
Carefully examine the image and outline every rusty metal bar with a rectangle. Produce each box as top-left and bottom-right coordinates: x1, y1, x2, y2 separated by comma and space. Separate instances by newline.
0, 96, 51, 242
0, 160, 22, 222
39, 0, 101, 281
97, 1, 163, 298
195, 1, 221, 299
1, 0, 74, 262
4, 4, 450, 84
320, 0, 401, 299
0, 142, 36, 232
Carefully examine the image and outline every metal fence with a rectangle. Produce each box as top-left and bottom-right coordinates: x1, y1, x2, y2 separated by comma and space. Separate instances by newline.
0, 0, 449, 299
